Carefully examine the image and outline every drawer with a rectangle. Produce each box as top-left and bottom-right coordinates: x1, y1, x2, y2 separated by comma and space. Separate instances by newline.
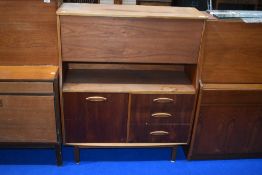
0, 95, 57, 143
201, 89, 262, 105
0, 82, 53, 94
130, 94, 195, 124
128, 124, 190, 143
63, 92, 128, 142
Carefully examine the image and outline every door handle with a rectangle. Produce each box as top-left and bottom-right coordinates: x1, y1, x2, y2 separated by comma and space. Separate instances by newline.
153, 98, 174, 103
151, 113, 172, 118
149, 131, 169, 136
86, 96, 107, 102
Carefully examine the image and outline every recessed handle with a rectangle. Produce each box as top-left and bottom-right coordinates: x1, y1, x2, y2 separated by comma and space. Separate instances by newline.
0, 99, 3, 107
153, 98, 174, 103
86, 96, 107, 102
152, 113, 172, 118
150, 131, 169, 136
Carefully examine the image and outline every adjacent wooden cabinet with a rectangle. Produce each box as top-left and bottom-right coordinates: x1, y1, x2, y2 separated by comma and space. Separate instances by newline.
188, 85, 262, 159
0, 66, 62, 165
187, 14, 262, 160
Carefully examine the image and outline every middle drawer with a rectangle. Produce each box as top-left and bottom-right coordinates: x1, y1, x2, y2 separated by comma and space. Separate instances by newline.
130, 94, 195, 125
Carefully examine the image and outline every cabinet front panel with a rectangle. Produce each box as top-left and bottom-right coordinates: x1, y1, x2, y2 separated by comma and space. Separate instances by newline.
0, 95, 57, 143
129, 124, 190, 143
189, 88, 262, 159
193, 105, 262, 155
130, 94, 195, 124
63, 93, 128, 143
60, 16, 204, 64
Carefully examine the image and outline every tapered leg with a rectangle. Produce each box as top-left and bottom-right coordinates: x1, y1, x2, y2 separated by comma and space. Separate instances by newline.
55, 144, 63, 166
74, 146, 80, 164
171, 146, 177, 161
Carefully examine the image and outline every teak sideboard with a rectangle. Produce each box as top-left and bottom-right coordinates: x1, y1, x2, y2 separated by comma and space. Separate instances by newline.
56, 3, 207, 162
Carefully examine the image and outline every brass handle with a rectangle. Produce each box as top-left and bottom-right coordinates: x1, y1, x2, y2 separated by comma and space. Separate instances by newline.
153, 98, 174, 103
152, 113, 172, 118
150, 131, 169, 136
86, 96, 107, 102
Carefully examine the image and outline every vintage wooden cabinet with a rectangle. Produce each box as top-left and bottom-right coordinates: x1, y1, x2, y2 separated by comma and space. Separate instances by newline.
188, 84, 262, 159
0, 66, 62, 165
0, 0, 61, 165
57, 3, 207, 162
187, 13, 262, 160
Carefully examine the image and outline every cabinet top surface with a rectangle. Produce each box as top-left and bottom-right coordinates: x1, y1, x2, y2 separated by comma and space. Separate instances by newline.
0, 66, 58, 81
57, 3, 207, 19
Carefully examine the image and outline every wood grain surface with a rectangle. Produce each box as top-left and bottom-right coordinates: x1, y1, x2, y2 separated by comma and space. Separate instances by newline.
63, 92, 128, 143
200, 21, 262, 84
0, 95, 57, 143
60, 16, 204, 63
0, 0, 59, 65
0, 66, 58, 81
130, 94, 195, 124
0, 82, 53, 94
188, 85, 262, 159
57, 3, 207, 19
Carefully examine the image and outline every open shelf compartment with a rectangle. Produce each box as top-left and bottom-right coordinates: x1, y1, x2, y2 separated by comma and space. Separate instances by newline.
62, 63, 197, 94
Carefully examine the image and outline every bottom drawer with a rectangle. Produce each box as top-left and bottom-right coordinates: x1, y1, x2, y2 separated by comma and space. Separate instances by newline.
128, 124, 190, 143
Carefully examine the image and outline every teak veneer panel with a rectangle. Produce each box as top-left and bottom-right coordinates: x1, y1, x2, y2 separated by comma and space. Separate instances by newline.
188, 84, 262, 159
200, 21, 262, 84
0, 66, 58, 81
60, 16, 204, 63
63, 93, 128, 143
57, 3, 207, 19
0, 95, 57, 143
0, 0, 59, 65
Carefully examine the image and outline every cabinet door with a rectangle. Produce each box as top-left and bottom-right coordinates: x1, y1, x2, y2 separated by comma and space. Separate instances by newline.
189, 88, 262, 159
0, 95, 57, 143
63, 93, 128, 143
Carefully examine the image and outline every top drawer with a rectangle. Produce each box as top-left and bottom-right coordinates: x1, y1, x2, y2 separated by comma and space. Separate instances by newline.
0, 82, 53, 94
60, 16, 204, 64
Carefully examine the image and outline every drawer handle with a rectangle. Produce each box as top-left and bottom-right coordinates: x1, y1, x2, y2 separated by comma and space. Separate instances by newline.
153, 98, 174, 103
150, 131, 169, 136
152, 113, 172, 118
86, 96, 107, 102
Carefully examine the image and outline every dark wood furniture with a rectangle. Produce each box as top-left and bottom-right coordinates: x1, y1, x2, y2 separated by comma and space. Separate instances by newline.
187, 13, 262, 160
57, 3, 207, 162
0, 66, 62, 165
